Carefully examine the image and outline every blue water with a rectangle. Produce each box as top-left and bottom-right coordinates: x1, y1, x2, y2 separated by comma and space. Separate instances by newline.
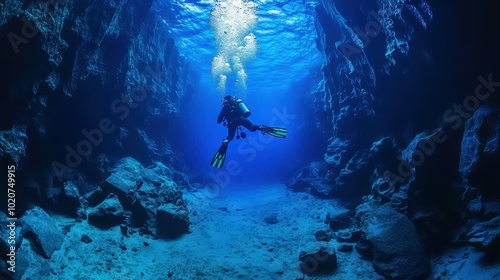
158, 0, 323, 183
159, 0, 321, 92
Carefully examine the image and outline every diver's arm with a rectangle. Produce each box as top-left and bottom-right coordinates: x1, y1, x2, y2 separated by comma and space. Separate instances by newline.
217, 105, 228, 124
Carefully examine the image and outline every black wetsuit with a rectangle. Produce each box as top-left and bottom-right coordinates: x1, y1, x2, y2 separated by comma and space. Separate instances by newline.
217, 101, 259, 141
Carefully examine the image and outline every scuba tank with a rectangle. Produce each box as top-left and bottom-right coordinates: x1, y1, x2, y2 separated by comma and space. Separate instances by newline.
234, 98, 251, 118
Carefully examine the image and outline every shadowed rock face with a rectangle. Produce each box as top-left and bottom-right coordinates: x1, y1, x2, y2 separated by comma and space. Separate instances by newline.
19, 207, 65, 259
459, 107, 500, 200
293, 1, 500, 278
0, 0, 188, 214
357, 202, 429, 280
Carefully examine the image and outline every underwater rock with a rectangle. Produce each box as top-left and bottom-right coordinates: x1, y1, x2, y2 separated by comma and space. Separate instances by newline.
88, 193, 125, 229
0, 238, 48, 280
0, 212, 23, 256
80, 234, 93, 244
98, 158, 189, 237
287, 178, 313, 192
459, 106, 500, 200
357, 202, 429, 279
314, 230, 331, 242
326, 210, 355, 231
371, 176, 394, 203
133, 161, 188, 236
156, 204, 190, 239
389, 185, 409, 214
389, 127, 463, 250
53, 181, 81, 218
102, 157, 144, 198
324, 137, 350, 167
264, 213, 279, 225
0, 125, 28, 164
299, 245, 338, 275
466, 216, 500, 255
83, 186, 107, 207
355, 239, 372, 260
287, 161, 330, 195
333, 149, 373, 197
19, 207, 64, 259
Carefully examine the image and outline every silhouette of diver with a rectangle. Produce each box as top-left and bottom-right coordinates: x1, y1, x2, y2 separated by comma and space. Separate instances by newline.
210, 95, 287, 168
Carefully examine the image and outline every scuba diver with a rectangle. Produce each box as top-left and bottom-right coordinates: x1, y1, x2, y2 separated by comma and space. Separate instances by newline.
210, 95, 288, 168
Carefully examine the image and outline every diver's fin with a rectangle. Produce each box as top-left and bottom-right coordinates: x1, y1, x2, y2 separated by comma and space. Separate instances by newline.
210, 142, 228, 168
260, 126, 287, 138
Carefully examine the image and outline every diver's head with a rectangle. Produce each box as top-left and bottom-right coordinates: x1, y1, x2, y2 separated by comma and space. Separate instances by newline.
223, 95, 235, 103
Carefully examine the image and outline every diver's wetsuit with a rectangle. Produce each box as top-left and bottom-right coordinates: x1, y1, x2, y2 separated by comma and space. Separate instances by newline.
217, 101, 259, 141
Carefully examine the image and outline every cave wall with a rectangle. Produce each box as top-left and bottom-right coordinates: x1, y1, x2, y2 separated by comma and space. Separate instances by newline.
289, 0, 500, 274
0, 0, 188, 213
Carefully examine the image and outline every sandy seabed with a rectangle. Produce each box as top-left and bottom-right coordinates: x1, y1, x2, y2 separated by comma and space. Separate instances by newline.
17, 184, 500, 280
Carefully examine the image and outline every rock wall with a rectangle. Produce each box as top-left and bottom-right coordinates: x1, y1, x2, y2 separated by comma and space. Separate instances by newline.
290, 0, 500, 278
0, 0, 188, 213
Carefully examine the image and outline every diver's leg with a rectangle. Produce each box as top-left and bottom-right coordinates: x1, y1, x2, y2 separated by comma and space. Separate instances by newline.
226, 125, 236, 142
238, 117, 259, 132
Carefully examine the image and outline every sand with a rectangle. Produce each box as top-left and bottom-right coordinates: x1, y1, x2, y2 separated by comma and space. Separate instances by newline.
16, 184, 500, 280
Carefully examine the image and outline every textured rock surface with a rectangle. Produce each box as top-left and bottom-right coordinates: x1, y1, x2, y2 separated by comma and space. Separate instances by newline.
19, 207, 65, 259
357, 202, 429, 280
459, 107, 500, 199
0, 0, 187, 213
88, 193, 125, 228
91, 156, 189, 237
0, 125, 28, 164
299, 245, 338, 275
157, 204, 190, 239
467, 216, 500, 255
102, 157, 144, 196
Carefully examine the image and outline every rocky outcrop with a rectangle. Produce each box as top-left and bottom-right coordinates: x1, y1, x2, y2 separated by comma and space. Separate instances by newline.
0, 0, 187, 214
157, 204, 190, 239
357, 202, 429, 279
459, 107, 500, 200
19, 207, 65, 259
89, 156, 189, 238
289, 136, 397, 198
325, 210, 355, 231
0, 125, 28, 164
314, 0, 432, 139
87, 193, 125, 228
467, 216, 500, 257
299, 245, 338, 275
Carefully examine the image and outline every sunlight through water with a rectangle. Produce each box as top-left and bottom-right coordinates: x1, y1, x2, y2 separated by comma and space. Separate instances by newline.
158, 0, 321, 94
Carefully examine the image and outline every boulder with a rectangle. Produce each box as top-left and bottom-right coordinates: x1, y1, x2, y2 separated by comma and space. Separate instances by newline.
132, 163, 188, 234
466, 216, 500, 256
357, 202, 429, 279
101, 157, 144, 197
355, 239, 372, 259
299, 245, 337, 275
95, 158, 190, 237
326, 210, 355, 231
88, 193, 124, 228
156, 204, 190, 239
19, 207, 64, 259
